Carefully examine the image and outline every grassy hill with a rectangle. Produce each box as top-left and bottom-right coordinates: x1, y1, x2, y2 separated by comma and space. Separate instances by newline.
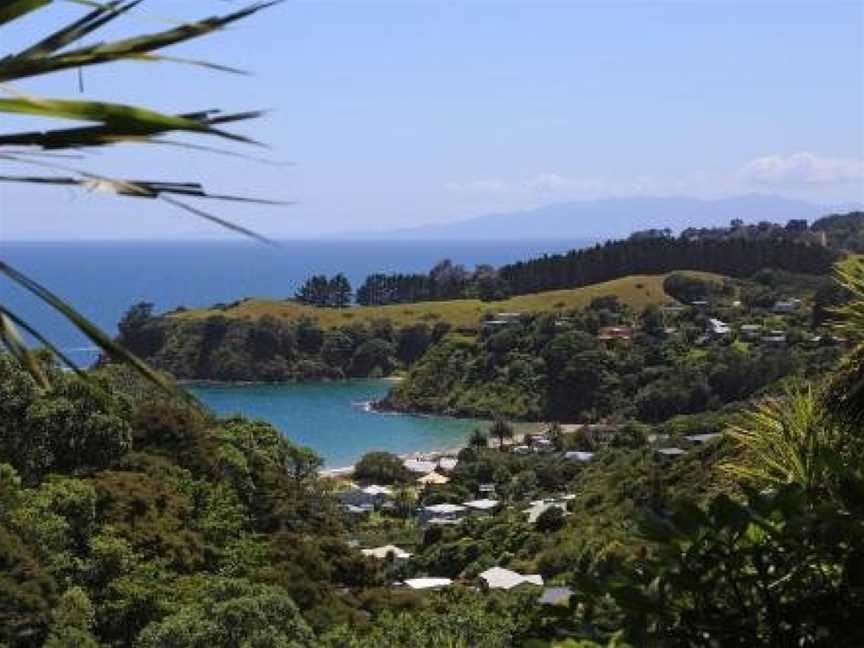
173, 271, 723, 329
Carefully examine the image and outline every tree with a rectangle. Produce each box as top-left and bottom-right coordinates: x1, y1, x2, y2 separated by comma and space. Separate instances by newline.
328, 274, 353, 308
354, 452, 410, 484
468, 428, 488, 449
489, 418, 514, 451
295, 275, 331, 307
535, 505, 565, 533
136, 577, 316, 648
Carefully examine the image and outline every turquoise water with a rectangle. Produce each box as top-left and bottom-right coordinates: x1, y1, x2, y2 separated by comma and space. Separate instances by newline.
189, 379, 479, 468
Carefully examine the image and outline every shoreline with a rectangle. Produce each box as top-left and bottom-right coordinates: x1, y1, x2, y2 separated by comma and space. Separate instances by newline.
181, 374, 405, 388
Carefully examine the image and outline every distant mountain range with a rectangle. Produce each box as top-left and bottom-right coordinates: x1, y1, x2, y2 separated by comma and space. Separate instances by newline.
347, 194, 863, 241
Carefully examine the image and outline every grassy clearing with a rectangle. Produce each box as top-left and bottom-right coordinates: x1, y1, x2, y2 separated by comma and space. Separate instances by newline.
173, 271, 724, 329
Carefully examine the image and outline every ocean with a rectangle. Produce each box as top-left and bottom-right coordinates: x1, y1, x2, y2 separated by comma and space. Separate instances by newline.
1, 239, 589, 465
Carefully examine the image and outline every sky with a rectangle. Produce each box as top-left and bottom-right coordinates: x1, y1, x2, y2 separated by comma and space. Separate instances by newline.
0, 0, 862, 240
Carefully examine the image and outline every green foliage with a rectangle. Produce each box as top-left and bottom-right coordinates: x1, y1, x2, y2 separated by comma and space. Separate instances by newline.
137, 577, 316, 648
354, 452, 411, 485
579, 485, 864, 646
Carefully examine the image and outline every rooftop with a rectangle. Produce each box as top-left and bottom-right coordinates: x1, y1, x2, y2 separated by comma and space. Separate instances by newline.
404, 577, 452, 590
479, 567, 544, 590
463, 498, 500, 511
362, 545, 412, 560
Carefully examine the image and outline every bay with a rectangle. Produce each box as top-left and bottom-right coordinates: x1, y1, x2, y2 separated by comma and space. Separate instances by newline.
188, 379, 479, 469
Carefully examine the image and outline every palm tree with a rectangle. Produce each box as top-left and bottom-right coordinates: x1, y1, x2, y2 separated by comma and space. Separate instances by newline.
0, 1, 282, 390
724, 384, 846, 496
825, 257, 864, 427
489, 417, 514, 452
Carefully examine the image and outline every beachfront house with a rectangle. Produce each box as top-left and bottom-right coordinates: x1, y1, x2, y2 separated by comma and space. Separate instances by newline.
479, 567, 543, 591
340, 484, 392, 510
437, 457, 459, 472
403, 458, 438, 475
417, 471, 450, 486
361, 545, 412, 560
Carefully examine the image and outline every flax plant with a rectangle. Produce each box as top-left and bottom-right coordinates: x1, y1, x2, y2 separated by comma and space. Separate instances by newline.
0, 0, 282, 390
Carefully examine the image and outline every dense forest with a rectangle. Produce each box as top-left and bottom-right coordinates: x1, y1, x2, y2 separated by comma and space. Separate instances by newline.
117, 302, 450, 382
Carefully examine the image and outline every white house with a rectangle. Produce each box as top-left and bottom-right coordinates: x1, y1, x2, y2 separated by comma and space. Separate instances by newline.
479, 567, 543, 590
403, 459, 438, 474
403, 577, 452, 590
564, 451, 594, 462
362, 545, 412, 560
463, 498, 500, 513
708, 318, 731, 336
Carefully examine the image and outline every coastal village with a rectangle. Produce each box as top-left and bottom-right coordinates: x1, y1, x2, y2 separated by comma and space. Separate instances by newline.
325, 277, 850, 603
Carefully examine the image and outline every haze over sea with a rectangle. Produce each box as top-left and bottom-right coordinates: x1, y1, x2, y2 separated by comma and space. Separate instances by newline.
3, 239, 590, 466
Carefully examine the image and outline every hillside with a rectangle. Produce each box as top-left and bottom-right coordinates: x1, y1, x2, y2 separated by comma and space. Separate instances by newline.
174, 271, 723, 330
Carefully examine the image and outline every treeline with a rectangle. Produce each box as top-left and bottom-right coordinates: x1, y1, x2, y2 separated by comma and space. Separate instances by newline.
295, 273, 352, 307
350, 216, 858, 306
498, 235, 839, 296
355, 260, 509, 305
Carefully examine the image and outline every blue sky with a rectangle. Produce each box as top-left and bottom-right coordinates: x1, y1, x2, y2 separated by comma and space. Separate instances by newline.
1, 0, 862, 239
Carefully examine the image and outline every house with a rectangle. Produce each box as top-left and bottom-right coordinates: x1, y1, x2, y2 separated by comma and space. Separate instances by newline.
437, 457, 459, 472
479, 483, 497, 497
479, 567, 543, 590
340, 485, 391, 509
483, 312, 522, 327
686, 433, 722, 445
362, 545, 412, 560
524, 500, 568, 524
404, 577, 452, 590
463, 499, 500, 514
761, 331, 787, 346
532, 438, 556, 454
597, 326, 633, 341
773, 299, 801, 313
708, 318, 731, 336
690, 300, 710, 309
417, 471, 450, 486
511, 445, 531, 455
421, 503, 467, 523
538, 586, 575, 606
740, 324, 762, 340
403, 459, 438, 474
654, 447, 687, 461
362, 485, 393, 497
344, 504, 373, 515
564, 451, 595, 462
